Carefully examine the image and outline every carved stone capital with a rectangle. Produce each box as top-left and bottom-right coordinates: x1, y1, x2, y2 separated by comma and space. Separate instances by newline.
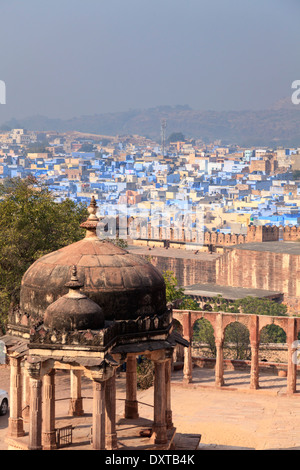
26, 356, 42, 380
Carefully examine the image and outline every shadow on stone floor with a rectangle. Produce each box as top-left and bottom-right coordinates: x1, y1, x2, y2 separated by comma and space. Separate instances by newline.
0, 413, 8, 431
171, 367, 300, 394
198, 443, 255, 450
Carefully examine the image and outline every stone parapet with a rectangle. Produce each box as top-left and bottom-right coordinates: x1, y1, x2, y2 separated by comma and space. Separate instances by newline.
28, 310, 173, 351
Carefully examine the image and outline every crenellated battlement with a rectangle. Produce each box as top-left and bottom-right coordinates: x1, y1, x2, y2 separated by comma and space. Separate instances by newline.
246, 225, 279, 242
282, 225, 300, 241
129, 220, 280, 249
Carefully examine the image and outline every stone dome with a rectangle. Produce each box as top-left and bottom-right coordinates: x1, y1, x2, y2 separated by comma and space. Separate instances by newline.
20, 197, 167, 322
44, 266, 105, 331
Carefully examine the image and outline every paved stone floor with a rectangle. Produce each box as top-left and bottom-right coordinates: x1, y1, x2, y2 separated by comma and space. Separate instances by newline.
1, 365, 300, 450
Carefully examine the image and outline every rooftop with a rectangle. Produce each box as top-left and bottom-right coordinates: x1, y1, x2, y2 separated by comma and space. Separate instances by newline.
229, 241, 300, 254
183, 283, 282, 300
127, 245, 221, 261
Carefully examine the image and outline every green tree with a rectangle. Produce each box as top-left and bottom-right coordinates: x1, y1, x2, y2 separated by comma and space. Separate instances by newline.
193, 318, 216, 356
224, 322, 250, 360
25, 144, 49, 155
167, 132, 185, 143
205, 295, 287, 317
106, 238, 128, 249
260, 324, 286, 344
0, 177, 88, 329
292, 170, 300, 180
163, 270, 185, 303
162, 270, 199, 310
79, 143, 95, 152
236, 297, 287, 317
205, 295, 288, 357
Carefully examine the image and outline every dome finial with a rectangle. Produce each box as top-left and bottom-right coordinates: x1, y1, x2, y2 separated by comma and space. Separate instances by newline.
80, 196, 100, 238
87, 196, 98, 219
71, 265, 78, 281
65, 265, 84, 295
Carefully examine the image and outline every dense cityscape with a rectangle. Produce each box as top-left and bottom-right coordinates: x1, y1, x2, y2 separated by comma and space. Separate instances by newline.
1, 127, 300, 234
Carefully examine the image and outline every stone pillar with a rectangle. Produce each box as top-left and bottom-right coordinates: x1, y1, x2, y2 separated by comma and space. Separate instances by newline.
92, 380, 106, 450
183, 345, 193, 385
182, 312, 192, 384
165, 358, 173, 430
69, 370, 84, 416
8, 356, 25, 438
42, 370, 56, 450
215, 314, 224, 387
250, 343, 259, 389
29, 375, 43, 450
153, 360, 168, 445
22, 365, 30, 420
125, 354, 139, 419
105, 373, 118, 450
172, 348, 176, 370
287, 317, 297, 395
215, 340, 224, 387
250, 316, 259, 390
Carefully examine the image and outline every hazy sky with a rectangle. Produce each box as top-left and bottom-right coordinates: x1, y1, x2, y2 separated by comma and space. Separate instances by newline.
0, 0, 299, 123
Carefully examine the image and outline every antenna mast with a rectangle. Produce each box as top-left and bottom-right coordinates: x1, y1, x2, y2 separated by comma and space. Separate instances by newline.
161, 118, 167, 156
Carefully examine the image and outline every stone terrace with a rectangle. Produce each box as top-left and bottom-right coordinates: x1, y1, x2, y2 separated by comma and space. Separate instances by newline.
2, 366, 300, 450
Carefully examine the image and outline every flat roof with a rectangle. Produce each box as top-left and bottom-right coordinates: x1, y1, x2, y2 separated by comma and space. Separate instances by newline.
229, 241, 300, 255
127, 245, 221, 261
184, 283, 282, 300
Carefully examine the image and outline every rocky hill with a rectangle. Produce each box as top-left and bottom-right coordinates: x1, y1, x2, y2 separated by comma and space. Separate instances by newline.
3, 102, 300, 147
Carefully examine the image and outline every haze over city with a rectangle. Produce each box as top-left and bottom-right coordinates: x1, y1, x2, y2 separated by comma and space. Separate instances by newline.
0, 0, 300, 125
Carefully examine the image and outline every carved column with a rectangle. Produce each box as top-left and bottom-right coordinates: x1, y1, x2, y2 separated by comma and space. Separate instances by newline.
215, 314, 224, 387
8, 356, 25, 438
183, 345, 193, 384
182, 312, 192, 384
69, 370, 84, 416
42, 370, 56, 450
22, 364, 30, 420
287, 317, 297, 394
250, 342, 259, 389
215, 340, 224, 387
165, 358, 173, 429
250, 316, 259, 390
28, 373, 43, 450
105, 372, 118, 450
125, 354, 139, 419
153, 359, 168, 445
92, 380, 106, 450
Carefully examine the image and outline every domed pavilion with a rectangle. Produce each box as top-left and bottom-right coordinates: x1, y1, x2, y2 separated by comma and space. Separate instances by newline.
2, 197, 188, 451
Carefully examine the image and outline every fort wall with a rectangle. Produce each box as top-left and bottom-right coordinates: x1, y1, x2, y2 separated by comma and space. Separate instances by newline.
282, 225, 300, 241
216, 247, 300, 313
129, 223, 280, 249
141, 254, 217, 286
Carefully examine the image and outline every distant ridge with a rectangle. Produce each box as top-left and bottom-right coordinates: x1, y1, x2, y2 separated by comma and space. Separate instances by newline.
3, 101, 300, 147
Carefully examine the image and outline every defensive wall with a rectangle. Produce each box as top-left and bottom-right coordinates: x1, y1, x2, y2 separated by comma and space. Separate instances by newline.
130, 223, 280, 250
128, 224, 300, 314
129, 222, 300, 248
216, 242, 300, 313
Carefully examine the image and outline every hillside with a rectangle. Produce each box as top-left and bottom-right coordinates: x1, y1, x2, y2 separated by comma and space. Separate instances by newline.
3, 102, 300, 147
